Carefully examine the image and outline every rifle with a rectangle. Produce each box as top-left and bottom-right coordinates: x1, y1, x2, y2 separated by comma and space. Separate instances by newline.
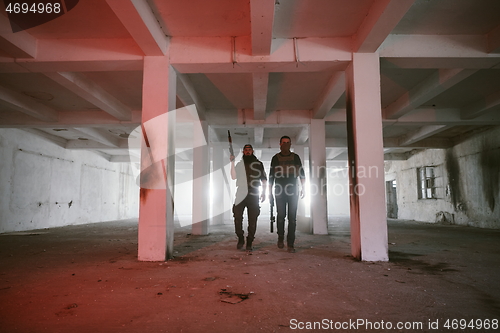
227, 130, 234, 157
270, 192, 275, 233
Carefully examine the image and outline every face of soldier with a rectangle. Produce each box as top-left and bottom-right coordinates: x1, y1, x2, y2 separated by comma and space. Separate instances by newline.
243, 147, 253, 156
280, 139, 291, 153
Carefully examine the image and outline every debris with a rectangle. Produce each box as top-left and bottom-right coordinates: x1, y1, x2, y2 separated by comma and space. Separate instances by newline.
219, 289, 253, 304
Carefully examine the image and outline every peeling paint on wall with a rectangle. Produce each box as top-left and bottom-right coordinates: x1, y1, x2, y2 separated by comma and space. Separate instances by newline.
445, 149, 466, 212
479, 140, 500, 212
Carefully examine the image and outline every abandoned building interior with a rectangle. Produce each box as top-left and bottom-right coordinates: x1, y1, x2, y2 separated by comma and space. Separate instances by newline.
0, 0, 499, 331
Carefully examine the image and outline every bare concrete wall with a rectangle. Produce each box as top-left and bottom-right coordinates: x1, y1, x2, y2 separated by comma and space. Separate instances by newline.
0, 129, 139, 233
385, 126, 500, 229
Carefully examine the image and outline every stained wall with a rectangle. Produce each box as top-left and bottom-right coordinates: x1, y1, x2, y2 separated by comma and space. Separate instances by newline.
385, 126, 500, 229
0, 129, 139, 233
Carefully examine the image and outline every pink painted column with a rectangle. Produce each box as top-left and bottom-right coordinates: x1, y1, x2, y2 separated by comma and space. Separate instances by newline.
345, 52, 388, 262
138, 56, 176, 261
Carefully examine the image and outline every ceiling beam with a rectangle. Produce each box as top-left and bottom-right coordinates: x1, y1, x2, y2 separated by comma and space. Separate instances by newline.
0, 14, 36, 58
177, 74, 206, 120
0, 85, 58, 122
66, 139, 128, 150
384, 153, 410, 161
250, 0, 275, 56
105, 0, 168, 56
252, 72, 269, 120
0, 110, 142, 128
354, 0, 416, 53
383, 68, 478, 119
461, 90, 500, 119
170, 37, 351, 73
312, 72, 344, 119
2, 39, 143, 73
295, 126, 309, 145
399, 125, 451, 146
45, 72, 132, 121
380, 35, 500, 68
20, 128, 67, 147
110, 155, 139, 163
326, 148, 346, 160
327, 108, 500, 126
73, 128, 120, 147
254, 127, 264, 145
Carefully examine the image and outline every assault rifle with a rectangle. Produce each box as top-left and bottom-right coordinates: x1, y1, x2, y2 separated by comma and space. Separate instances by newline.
270, 192, 275, 233
227, 130, 234, 157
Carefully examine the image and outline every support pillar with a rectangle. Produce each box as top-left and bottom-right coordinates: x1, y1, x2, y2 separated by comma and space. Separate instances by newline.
309, 119, 328, 235
294, 145, 309, 232
138, 56, 176, 261
192, 120, 210, 235
345, 52, 388, 261
210, 145, 225, 225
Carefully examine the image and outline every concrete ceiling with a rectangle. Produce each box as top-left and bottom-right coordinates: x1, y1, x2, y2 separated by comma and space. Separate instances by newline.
0, 0, 499, 163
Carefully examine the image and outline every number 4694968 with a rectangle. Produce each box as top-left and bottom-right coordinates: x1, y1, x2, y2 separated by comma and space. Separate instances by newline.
5, 2, 62, 14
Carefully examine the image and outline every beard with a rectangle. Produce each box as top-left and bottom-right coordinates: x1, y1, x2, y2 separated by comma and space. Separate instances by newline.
242, 154, 257, 164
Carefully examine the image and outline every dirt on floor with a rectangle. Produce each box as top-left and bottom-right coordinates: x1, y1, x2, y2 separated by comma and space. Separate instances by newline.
0, 218, 499, 333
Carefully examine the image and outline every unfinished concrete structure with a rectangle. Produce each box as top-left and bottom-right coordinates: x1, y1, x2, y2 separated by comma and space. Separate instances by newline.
1, 0, 499, 264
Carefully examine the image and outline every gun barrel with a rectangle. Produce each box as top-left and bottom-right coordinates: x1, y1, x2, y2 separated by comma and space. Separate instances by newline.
227, 130, 234, 156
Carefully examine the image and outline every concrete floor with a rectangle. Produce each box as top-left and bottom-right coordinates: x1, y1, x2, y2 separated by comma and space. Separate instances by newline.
1, 217, 499, 333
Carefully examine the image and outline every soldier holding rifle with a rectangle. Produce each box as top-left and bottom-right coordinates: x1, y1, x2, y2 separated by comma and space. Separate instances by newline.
228, 132, 267, 251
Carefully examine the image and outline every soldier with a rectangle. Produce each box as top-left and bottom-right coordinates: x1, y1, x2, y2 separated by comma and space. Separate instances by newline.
230, 144, 267, 251
268, 136, 306, 253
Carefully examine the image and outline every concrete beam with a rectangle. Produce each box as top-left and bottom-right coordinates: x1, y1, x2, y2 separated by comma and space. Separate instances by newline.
0, 110, 142, 128
384, 69, 478, 119
295, 126, 309, 145
177, 74, 206, 120
399, 125, 451, 146
0, 13, 37, 58
0, 85, 58, 122
252, 72, 269, 120
44, 72, 132, 121
254, 127, 264, 145
380, 35, 500, 68
170, 37, 351, 73
73, 127, 121, 147
3, 39, 143, 73
250, 0, 275, 56
354, 0, 415, 53
312, 72, 344, 119
20, 128, 67, 147
106, 0, 168, 56
461, 90, 500, 119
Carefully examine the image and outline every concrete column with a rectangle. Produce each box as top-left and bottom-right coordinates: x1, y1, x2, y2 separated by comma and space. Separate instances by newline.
345, 52, 388, 262
293, 145, 306, 218
210, 145, 224, 225
309, 120, 328, 235
293, 145, 310, 232
138, 56, 176, 261
192, 120, 210, 235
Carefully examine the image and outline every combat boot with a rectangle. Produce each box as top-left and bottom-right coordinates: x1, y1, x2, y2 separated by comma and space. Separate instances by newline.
277, 235, 284, 249
237, 235, 245, 250
246, 237, 253, 251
